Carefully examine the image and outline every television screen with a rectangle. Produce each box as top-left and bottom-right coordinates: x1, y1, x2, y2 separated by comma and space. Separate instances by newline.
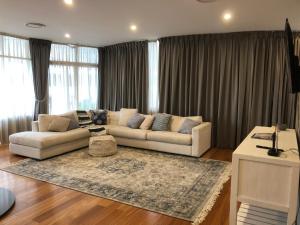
285, 19, 300, 93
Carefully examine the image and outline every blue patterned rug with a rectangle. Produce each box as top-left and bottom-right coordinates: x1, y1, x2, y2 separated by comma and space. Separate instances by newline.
2, 146, 231, 224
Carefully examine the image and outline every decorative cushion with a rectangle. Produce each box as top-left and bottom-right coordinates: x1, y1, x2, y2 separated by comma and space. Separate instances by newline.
152, 113, 172, 131
139, 115, 155, 130
62, 113, 80, 130
48, 117, 71, 132
90, 110, 107, 125
127, 113, 145, 129
118, 108, 138, 126
178, 118, 201, 134
170, 115, 203, 132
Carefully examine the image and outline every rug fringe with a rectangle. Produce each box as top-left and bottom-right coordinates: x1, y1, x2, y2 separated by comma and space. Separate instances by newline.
192, 165, 232, 225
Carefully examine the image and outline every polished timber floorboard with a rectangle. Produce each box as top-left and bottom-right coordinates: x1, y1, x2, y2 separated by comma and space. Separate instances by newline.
0, 145, 233, 225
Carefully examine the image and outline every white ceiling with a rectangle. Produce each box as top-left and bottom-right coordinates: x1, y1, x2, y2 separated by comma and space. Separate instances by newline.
0, 0, 299, 47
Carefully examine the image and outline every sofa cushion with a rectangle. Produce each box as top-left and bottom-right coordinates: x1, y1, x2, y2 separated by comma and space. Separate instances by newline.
107, 111, 120, 125
9, 128, 90, 149
152, 113, 171, 131
62, 113, 80, 130
170, 115, 203, 132
38, 111, 79, 132
90, 110, 107, 125
119, 108, 138, 126
147, 131, 192, 145
178, 119, 201, 134
108, 126, 150, 140
140, 115, 154, 130
127, 113, 145, 129
48, 117, 71, 132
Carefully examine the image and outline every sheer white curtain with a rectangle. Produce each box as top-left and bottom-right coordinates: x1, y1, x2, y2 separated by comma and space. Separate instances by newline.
148, 41, 159, 113
0, 35, 35, 144
49, 44, 98, 114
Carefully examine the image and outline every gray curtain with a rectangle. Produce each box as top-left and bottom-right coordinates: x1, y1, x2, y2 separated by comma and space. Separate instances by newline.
159, 31, 297, 148
98, 41, 148, 113
29, 38, 52, 120
294, 33, 300, 140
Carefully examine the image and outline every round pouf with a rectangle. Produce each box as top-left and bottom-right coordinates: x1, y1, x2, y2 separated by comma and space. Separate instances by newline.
88, 135, 117, 157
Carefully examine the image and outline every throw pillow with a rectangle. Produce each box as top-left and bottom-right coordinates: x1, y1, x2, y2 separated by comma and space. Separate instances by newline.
170, 115, 203, 132
90, 110, 107, 125
48, 117, 71, 132
178, 118, 201, 134
118, 108, 138, 126
152, 113, 171, 131
139, 115, 155, 130
61, 113, 80, 130
127, 113, 145, 129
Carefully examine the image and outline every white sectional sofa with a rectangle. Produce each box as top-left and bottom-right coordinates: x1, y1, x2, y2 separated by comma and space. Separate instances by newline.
9, 110, 212, 159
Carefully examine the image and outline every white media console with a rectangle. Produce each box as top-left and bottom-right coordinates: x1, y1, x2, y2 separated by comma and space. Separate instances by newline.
230, 126, 300, 225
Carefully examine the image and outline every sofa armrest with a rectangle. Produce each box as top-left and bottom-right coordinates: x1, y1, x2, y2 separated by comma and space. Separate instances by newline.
192, 122, 212, 157
32, 121, 39, 132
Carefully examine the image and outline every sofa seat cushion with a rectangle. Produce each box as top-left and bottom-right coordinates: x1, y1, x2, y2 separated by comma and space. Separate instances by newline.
108, 126, 150, 140
9, 128, 90, 149
147, 131, 192, 145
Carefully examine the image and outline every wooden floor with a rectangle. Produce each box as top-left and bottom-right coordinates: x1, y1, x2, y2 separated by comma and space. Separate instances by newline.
0, 145, 233, 225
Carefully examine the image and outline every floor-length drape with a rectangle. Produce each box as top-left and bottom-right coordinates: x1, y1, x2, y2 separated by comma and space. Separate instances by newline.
294, 33, 300, 140
29, 38, 52, 120
0, 35, 35, 144
98, 41, 148, 113
159, 31, 297, 148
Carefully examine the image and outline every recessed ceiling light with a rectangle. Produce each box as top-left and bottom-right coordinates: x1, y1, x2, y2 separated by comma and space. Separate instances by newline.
130, 24, 137, 31
223, 12, 232, 21
65, 33, 71, 39
25, 22, 46, 28
64, 0, 73, 6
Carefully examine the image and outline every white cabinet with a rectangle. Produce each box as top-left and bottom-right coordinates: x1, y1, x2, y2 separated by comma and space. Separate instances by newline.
230, 126, 300, 225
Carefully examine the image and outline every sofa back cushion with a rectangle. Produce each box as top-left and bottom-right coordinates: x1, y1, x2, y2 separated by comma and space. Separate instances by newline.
170, 115, 202, 132
118, 108, 138, 126
107, 111, 120, 125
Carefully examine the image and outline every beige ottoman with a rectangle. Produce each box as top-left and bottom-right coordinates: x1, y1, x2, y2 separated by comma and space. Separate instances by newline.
88, 135, 117, 157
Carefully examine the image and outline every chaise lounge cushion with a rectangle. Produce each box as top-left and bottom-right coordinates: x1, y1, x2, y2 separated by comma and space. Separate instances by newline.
108, 126, 150, 140
147, 131, 192, 145
9, 128, 90, 149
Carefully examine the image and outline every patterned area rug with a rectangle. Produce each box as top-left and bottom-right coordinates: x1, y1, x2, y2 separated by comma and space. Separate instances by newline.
2, 147, 231, 224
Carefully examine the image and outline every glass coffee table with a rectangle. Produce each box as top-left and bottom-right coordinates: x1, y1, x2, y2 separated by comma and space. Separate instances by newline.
0, 188, 15, 217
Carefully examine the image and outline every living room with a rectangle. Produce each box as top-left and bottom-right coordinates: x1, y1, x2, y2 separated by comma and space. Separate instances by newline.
0, 0, 299, 225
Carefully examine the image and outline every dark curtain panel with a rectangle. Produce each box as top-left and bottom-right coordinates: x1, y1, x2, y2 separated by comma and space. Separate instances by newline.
159, 31, 297, 148
98, 41, 148, 113
294, 33, 300, 140
29, 38, 52, 120
98, 47, 105, 109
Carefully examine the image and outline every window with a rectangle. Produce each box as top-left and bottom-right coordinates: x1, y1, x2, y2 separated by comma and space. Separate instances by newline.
0, 35, 35, 143
148, 41, 159, 113
49, 44, 98, 114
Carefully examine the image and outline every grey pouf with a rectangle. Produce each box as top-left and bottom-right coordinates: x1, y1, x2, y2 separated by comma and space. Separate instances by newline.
88, 135, 117, 157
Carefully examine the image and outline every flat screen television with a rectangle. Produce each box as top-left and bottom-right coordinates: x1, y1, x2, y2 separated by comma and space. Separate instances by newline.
285, 18, 300, 93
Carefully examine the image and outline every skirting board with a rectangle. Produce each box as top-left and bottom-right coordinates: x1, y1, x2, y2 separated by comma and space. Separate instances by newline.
237, 203, 287, 225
